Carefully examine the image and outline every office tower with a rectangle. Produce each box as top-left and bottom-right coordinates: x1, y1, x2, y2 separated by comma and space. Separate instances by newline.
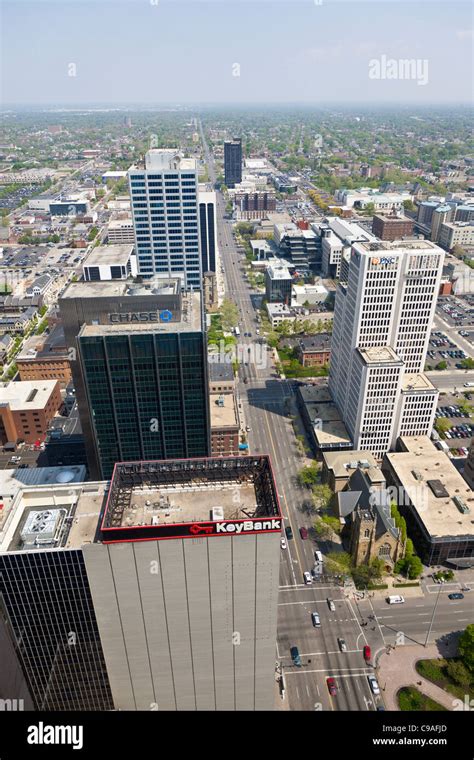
0, 456, 281, 711
430, 204, 455, 242
198, 188, 217, 273
77, 291, 210, 479
59, 278, 184, 479
265, 262, 293, 304
329, 240, 444, 458
128, 150, 201, 290
224, 138, 242, 188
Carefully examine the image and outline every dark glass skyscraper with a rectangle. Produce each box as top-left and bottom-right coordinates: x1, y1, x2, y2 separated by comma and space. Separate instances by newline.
224, 138, 242, 188
78, 293, 211, 479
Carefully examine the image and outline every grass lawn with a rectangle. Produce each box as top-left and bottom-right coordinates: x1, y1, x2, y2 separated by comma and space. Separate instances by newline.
416, 659, 474, 702
397, 687, 447, 712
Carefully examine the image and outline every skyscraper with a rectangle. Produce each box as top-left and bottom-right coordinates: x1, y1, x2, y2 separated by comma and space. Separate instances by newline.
59, 278, 184, 479
329, 240, 444, 457
0, 456, 281, 711
76, 291, 211, 479
198, 188, 217, 273
129, 150, 202, 289
224, 138, 242, 188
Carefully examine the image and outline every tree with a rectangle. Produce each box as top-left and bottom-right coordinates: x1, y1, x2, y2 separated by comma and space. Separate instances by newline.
461, 358, 474, 370
458, 624, 474, 672
369, 557, 385, 580
435, 417, 452, 437
405, 538, 414, 559
326, 551, 352, 574
435, 360, 448, 370
311, 483, 333, 512
313, 520, 334, 542
220, 299, 239, 332
297, 464, 320, 487
406, 555, 423, 579
445, 660, 472, 689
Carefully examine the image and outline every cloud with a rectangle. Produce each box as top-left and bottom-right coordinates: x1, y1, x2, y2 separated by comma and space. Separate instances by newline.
456, 29, 474, 40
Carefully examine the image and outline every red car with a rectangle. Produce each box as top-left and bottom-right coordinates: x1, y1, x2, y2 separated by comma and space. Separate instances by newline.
363, 645, 371, 662
299, 526, 308, 540
326, 677, 337, 696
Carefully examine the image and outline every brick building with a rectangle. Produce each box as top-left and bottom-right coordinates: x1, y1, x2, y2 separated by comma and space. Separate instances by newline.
0, 380, 62, 444
296, 334, 331, 367
372, 212, 414, 241
16, 325, 72, 387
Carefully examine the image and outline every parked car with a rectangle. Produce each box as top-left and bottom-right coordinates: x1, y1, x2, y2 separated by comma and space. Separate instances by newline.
280, 537, 287, 550
285, 526, 293, 540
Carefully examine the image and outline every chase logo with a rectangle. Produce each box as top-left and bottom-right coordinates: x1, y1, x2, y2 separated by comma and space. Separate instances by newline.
159, 310, 173, 322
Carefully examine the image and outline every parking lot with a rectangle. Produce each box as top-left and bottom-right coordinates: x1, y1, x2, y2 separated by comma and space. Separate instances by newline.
437, 294, 474, 328
435, 392, 473, 458
427, 330, 469, 368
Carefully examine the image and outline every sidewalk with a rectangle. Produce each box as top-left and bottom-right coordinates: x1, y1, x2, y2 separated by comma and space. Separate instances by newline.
377, 641, 459, 711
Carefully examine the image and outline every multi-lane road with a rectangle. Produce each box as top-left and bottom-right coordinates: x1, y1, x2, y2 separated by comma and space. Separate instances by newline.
200, 124, 474, 711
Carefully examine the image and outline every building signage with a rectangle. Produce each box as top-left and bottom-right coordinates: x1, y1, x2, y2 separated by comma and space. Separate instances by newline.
108, 311, 173, 324
102, 517, 282, 543
371, 256, 396, 266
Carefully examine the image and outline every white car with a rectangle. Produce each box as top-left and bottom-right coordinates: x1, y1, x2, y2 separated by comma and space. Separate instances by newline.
327, 598, 336, 612
338, 638, 347, 652
367, 675, 380, 695
303, 571, 312, 585
280, 537, 287, 550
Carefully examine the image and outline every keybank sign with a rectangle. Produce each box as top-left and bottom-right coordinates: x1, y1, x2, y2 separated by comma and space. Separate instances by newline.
108, 309, 173, 323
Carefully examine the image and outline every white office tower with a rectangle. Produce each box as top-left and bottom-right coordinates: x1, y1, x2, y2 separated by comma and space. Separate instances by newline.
329, 240, 444, 458
129, 150, 201, 289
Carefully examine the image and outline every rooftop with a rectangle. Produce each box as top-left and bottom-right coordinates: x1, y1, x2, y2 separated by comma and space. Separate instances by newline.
385, 436, 474, 539
17, 324, 68, 363
208, 360, 235, 383
101, 456, 281, 542
142, 149, 197, 173
0, 379, 58, 410
78, 291, 202, 335
61, 276, 180, 300
210, 393, 238, 430
83, 244, 134, 267
357, 346, 402, 365
402, 373, 436, 392
323, 450, 380, 479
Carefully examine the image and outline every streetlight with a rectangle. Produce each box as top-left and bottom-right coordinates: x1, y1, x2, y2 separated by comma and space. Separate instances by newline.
424, 581, 443, 648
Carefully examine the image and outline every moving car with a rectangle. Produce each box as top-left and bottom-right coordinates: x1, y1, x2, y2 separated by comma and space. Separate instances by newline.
367, 675, 380, 695
327, 598, 336, 612
280, 537, 287, 550
285, 526, 293, 540
338, 638, 347, 652
311, 612, 321, 628
303, 571, 312, 585
448, 593, 464, 600
386, 595, 405, 604
326, 677, 337, 696
363, 645, 371, 662
299, 526, 308, 540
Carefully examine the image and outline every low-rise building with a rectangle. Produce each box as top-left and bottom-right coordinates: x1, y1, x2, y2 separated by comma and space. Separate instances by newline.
16, 325, 72, 387
82, 245, 137, 282
296, 334, 331, 367
0, 379, 62, 445
107, 218, 135, 244
208, 361, 235, 394
266, 302, 296, 328
383, 436, 474, 566
209, 392, 240, 456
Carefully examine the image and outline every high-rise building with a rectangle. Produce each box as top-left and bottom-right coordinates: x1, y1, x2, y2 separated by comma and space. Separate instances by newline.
0, 456, 282, 711
198, 188, 217, 273
59, 278, 185, 478
75, 291, 210, 479
329, 240, 444, 457
129, 150, 202, 290
224, 138, 242, 188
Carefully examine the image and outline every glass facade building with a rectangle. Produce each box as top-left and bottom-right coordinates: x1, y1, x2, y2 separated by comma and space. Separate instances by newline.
0, 549, 113, 711
79, 327, 211, 479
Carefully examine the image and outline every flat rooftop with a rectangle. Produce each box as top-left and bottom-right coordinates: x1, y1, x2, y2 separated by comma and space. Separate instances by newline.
17, 325, 68, 362
298, 383, 333, 404
143, 149, 197, 172
315, 419, 353, 448
61, 276, 180, 300
79, 291, 202, 335
357, 346, 402, 365
208, 360, 234, 383
83, 244, 134, 267
353, 239, 443, 255
402, 373, 436, 392
210, 393, 238, 430
101, 456, 281, 542
385, 436, 474, 538
0, 379, 58, 410
323, 450, 380, 478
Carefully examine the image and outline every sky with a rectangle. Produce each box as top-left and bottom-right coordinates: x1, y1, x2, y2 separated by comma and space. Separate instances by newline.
1, 0, 473, 106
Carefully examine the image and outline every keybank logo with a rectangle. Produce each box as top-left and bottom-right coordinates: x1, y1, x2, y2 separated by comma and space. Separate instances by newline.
27, 722, 83, 751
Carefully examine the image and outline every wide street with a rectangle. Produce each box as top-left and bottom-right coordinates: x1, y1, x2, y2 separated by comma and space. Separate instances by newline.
200, 125, 474, 711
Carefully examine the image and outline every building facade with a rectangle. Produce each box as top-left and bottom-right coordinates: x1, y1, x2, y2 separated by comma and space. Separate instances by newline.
329, 240, 444, 458
198, 189, 217, 273
0, 380, 62, 445
129, 150, 201, 289
224, 138, 242, 188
